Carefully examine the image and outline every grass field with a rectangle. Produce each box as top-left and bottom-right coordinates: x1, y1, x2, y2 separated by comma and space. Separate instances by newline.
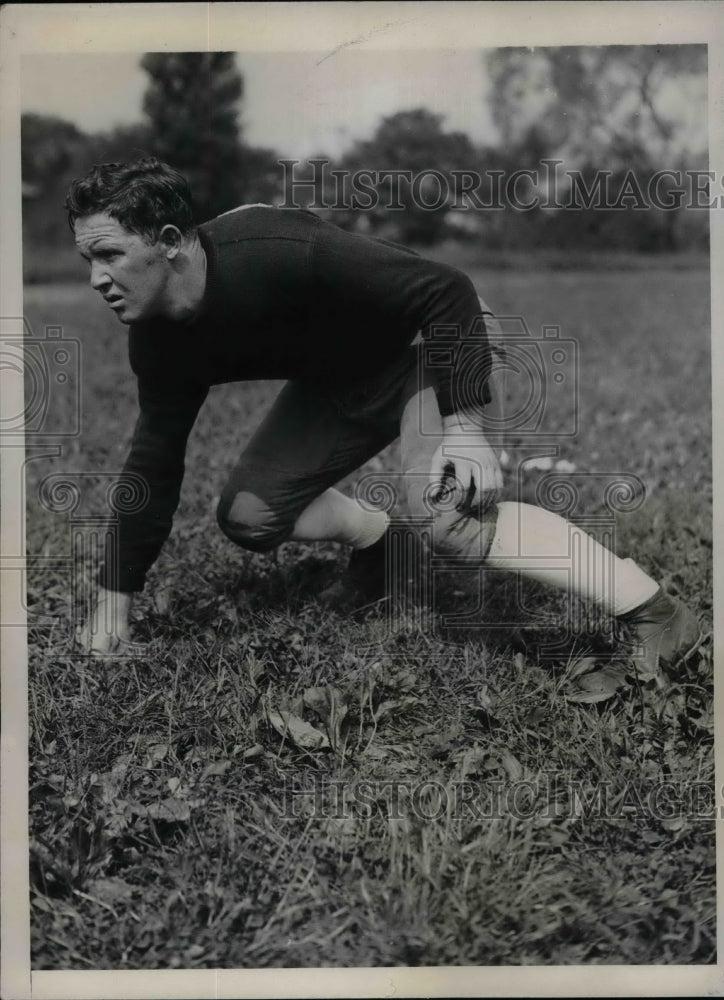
23, 253, 714, 968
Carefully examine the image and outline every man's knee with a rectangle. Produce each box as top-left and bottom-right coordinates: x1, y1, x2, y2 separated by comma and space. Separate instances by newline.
216, 490, 294, 553
427, 502, 499, 560
404, 472, 499, 556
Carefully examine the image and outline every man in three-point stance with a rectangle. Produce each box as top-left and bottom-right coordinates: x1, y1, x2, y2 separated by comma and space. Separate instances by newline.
67, 158, 699, 677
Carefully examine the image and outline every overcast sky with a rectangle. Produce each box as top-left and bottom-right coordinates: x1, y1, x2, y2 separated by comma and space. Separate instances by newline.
22, 50, 498, 158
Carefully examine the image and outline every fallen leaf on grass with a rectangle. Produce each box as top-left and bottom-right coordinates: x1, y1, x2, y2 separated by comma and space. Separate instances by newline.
111, 752, 134, 773
373, 695, 419, 724
266, 709, 330, 750
623, 658, 660, 684
130, 798, 191, 823
413, 721, 440, 738
303, 685, 349, 749
31, 894, 55, 913
661, 816, 687, 835
141, 743, 169, 767
200, 759, 232, 780
690, 707, 714, 732
387, 668, 417, 693
566, 664, 628, 703
565, 689, 616, 705
152, 586, 173, 616
359, 745, 392, 761
477, 683, 495, 712
456, 746, 524, 781
247, 659, 268, 689
499, 748, 524, 781
568, 656, 600, 681
87, 876, 134, 902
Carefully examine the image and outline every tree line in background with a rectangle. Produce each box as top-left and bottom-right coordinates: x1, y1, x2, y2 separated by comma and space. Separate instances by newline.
22, 47, 708, 281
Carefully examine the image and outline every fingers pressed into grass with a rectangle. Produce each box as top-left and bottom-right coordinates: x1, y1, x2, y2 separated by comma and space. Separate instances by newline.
76, 621, 146, 659
76, 587, 138, 657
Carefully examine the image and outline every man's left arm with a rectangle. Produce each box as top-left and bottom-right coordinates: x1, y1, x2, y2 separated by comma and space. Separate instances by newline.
422, 278, 505, 510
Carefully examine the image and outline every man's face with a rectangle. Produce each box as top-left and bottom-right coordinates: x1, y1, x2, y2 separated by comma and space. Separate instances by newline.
74, 213, 172, 325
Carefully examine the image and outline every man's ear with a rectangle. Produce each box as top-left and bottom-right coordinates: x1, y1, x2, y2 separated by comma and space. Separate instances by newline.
159, 225, 183, 259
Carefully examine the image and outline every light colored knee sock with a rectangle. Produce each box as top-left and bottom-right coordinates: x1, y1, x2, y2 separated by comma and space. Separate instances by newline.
485, 502, 659, 616
291, 488, 389, 549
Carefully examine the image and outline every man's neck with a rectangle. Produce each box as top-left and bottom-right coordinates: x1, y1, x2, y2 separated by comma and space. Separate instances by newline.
165, 235, 207, 324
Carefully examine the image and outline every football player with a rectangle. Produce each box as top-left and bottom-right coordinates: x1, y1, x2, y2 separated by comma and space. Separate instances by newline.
67, 158, 700, 678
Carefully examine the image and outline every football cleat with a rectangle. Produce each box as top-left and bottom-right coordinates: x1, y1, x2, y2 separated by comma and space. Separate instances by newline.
317, 531, 390, 612
618, 588, 701, 680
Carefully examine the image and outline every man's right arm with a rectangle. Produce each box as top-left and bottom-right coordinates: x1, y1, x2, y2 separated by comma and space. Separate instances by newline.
100, 381, 209, 592
82, 380, 208, 654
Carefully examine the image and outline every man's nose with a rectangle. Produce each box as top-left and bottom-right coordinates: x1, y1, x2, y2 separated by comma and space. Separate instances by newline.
90, 260, 111, 291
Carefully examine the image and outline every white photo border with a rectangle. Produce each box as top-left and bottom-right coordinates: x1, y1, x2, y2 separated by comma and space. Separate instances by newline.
2, 3, 722, 997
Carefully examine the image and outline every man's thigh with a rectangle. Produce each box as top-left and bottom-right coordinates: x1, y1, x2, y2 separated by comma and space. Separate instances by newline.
221, 380, 397, 520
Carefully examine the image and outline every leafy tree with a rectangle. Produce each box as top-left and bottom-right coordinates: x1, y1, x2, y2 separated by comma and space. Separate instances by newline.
340, 108, 480, 244
87, 123, 154, 165
485, 46, 708, 251
486, 45, 707, 170
140, 52, 244, 221
238, 145, 285, 205
21, 113, 100, 280
21, 113, 89, 192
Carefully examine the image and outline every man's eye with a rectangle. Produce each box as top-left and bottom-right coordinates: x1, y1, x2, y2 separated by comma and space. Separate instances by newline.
86, 250, 119, 261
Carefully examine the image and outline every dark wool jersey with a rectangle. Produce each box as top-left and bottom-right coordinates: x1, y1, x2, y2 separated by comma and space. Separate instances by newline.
101, 206, 493, 592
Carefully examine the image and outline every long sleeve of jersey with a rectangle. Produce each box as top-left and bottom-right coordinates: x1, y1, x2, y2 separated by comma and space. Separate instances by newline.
309, 224, 493, 415
98, 379, 208, 592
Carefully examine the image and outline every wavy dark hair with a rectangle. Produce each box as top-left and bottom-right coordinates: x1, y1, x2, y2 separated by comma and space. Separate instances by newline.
65, 157, 195, 241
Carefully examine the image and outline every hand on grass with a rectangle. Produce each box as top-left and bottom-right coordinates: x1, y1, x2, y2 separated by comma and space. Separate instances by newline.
78, 587, 141, 657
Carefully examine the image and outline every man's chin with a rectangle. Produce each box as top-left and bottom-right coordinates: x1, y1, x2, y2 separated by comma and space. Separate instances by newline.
107, 301, 156, 325
110, 306, 135, 325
